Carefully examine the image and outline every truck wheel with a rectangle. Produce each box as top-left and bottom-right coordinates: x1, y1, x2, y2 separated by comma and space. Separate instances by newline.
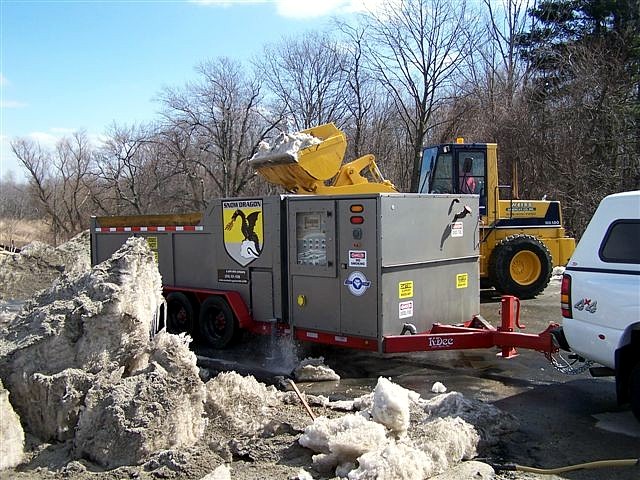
630, 363, 640, 422
166, 292, 195, 335
199, 296, 237, 349
489, 234, 552, 299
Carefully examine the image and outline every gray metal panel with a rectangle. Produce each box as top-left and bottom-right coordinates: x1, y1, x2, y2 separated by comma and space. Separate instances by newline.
92, 233, 132, 264
380, 258, 480, 336
172, 233, 218, 288
250, 269, 274, 321
338, 198, 378, 337
291, 276, 340, 332
379, 194, 479, 266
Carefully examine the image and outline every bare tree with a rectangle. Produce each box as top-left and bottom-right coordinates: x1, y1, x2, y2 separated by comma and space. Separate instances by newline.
361, 0, 472, 191
94, 123, 158, 214
11, 132, 95, 244
160, 57, 280, 201
258, 31, 352, 131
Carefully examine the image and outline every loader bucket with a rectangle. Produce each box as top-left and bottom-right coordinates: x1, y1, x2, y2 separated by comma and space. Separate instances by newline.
249, 123, 347, 192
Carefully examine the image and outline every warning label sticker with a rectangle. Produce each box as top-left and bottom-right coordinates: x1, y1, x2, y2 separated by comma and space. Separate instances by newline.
456, 273, 468, 289
146, 236, 158, 263
451, 221, 464, 237
399, 300, 414, 319
349, 250, 367, 267
399, 281, 414, 298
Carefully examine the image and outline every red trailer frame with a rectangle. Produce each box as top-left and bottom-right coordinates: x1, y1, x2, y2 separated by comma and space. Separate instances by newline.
383, 296, 559, 357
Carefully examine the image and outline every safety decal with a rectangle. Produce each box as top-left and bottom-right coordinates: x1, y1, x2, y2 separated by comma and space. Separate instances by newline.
145, 236, 158, 263
456, 273, 468, 289
399, 281, 413, 299
223, 199, 264, 267
344, 271, 371, 296
451, 221, 463, 237
399, 300, 413, 319
349, 250, 367, 267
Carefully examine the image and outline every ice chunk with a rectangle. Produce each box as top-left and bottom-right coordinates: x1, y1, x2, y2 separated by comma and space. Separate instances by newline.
431, 381, 447, 393
294, 356, 340, 382
371, 377, 412, 436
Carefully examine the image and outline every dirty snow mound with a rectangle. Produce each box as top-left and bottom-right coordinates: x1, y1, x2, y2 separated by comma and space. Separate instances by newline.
431, 381, 447, 393
0, 378, 24, 470
413, 416, 479, 472
205, 371, 281, 434
299, 414, 388, 473
348, 441, 433, 480
294, 356, 340, 382
420, 391, 518, 447
299, 379, 507, 479
0, 230, 90, 301
370, 377, 415, 436
251, 132, 322, 163
200, 464, 232, 480
74, 332, 205, 468
0, 237, 205, 468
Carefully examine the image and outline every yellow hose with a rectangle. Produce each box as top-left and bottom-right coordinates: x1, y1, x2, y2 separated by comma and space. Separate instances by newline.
513, 459, 638, 474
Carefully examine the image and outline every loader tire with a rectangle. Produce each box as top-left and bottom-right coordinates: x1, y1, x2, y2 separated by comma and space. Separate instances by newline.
166, 292, 195, 335
630, 362, 640, 422
489, 234, 552, 299
199, 296, 237, 349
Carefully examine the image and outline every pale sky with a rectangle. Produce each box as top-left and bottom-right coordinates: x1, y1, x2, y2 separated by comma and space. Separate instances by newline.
1, 0, 386, 180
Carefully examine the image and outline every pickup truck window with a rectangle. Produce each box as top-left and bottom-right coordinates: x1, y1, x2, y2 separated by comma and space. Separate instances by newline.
599, 220, 640, 264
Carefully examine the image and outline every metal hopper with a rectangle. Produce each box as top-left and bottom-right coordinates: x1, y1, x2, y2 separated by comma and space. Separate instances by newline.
249, 123, 396, 194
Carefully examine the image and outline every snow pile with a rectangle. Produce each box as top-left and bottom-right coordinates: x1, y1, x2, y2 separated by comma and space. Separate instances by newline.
419, 391, 519, 447
0, 230, 90, 301
200, 464, 232, 480
0, 378, 24, 470
431, 381, 447, 393
0, 237, 206, 468
298, 377, 496, 479
371, 377, 416, 436
251, 132, 322, 164
205, 371, 281, 435
348, 441, 433, 480
294, 356, 340, 382
299, 413, 388, 474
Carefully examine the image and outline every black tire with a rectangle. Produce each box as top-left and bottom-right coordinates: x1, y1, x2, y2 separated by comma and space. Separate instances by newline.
630, 362, 640, 422
165, 292, 195, 335
489, 234, 552, 299
199, 296, 237, 349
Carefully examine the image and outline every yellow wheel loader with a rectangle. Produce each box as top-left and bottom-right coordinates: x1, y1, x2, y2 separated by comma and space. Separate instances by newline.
250, 124, 575, 298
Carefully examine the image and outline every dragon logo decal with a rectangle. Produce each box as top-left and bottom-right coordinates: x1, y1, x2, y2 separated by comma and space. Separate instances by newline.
223, 199, 263, 266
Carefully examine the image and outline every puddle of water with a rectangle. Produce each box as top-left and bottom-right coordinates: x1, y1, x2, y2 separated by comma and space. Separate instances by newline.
593, 411, 640, 438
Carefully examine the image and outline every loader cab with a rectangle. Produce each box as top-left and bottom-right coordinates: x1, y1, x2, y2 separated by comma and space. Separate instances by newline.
419, 142, 498, 220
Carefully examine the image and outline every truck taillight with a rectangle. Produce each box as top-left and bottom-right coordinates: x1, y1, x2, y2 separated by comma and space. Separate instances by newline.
561, 273, 572, 318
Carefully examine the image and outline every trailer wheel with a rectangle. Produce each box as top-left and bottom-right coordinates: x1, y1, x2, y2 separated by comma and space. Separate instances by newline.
166, 292, 195, 335
630, 362, 640, 422
199, 296, 237, 349
489, 234, 552, 299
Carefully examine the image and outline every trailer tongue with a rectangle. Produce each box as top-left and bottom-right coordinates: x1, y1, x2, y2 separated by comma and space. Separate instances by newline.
383, 296, 559, 358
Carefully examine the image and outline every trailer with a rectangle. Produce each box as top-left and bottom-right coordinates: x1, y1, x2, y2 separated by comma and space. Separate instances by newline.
91, 193, 559, 358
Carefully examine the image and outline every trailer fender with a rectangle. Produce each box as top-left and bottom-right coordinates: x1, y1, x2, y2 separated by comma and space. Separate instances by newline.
220, 290, 253, 330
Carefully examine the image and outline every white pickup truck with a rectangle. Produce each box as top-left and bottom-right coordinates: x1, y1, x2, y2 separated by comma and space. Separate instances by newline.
559, 191, 640, 419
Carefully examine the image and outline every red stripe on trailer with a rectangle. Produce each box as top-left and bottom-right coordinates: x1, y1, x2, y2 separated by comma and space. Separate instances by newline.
95, 226, 203, 233
294, 328, 378, 351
